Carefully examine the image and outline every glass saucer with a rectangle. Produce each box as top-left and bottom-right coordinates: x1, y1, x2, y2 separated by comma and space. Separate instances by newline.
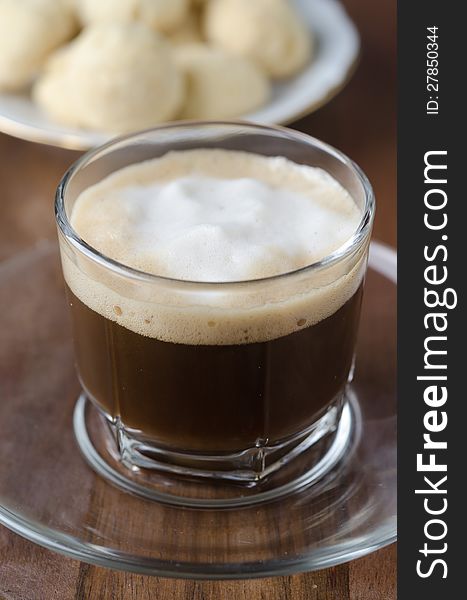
0, 241, 396, 579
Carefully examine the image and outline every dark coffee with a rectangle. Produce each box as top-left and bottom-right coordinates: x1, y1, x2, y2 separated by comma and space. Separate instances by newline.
67, 283, 363, 453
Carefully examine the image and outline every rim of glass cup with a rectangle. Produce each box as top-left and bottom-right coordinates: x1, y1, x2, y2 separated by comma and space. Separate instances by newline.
55, 120, 375, 287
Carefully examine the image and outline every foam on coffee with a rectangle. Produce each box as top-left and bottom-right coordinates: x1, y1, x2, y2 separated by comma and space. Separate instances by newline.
63, 149, 366, 345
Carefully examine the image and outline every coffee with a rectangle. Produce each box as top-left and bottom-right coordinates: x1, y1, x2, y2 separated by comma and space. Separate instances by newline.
67, 283, 362, 452
63, 149, 364, 454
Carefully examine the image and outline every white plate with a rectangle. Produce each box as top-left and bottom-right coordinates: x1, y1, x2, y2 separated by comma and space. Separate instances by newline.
0, 0, 359, 150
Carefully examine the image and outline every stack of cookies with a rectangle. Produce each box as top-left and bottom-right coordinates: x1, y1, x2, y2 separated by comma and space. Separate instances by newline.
0, 0, 314, 132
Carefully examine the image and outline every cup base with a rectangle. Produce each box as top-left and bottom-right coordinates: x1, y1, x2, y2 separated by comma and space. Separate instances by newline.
73, 391, 359, 508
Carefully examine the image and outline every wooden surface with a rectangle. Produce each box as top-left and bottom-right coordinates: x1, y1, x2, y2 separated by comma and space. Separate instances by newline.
0, 0, 396, 597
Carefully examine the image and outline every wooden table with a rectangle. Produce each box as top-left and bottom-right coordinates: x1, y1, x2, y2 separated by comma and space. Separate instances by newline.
0, 0, 396, 597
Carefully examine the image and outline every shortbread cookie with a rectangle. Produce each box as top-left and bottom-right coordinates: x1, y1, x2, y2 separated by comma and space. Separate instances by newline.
175, 44, 269, 119
204, 0, 312, 79
77, 0, 189, 33
33, 23, 184, 132
0, 0, 76, 90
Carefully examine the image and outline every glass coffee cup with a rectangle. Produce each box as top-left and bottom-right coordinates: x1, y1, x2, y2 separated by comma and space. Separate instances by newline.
55, 122, 374, 495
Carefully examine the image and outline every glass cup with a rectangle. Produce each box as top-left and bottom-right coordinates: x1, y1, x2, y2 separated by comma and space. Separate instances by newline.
55, 122, 374, 495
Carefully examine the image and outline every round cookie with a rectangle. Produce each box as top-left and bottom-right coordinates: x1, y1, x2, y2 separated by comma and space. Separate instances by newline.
33, 23, 185, 133
203, 0, 312, 79
77, 0, 189, 33
0, 0, 76, 91
174, 44, 270, 119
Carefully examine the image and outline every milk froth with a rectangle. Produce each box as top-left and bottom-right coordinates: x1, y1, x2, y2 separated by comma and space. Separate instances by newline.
64, 149, 365, 344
